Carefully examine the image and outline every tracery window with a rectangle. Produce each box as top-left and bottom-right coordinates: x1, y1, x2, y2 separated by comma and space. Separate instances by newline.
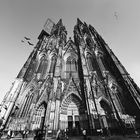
66, 57, 77, 72
86, 53, 94, 71
20, 89, 34, 118
49, 55, 57, 73
24, 59, 38, 81
66, 56, 77, 78
37, 57, 48, 78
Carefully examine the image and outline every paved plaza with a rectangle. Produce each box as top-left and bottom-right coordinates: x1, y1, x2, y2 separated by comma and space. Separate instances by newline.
1, 135, 140, 140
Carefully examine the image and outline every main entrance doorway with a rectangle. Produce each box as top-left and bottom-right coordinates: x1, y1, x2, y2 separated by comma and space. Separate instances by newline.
60, 93, 82, 135
67, 102, 80, 135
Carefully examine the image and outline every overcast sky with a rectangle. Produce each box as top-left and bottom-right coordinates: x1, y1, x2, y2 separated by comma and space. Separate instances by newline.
0, 0, 140, 103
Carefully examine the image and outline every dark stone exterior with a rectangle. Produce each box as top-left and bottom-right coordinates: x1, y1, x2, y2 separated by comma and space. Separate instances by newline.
0, 19, 140, 137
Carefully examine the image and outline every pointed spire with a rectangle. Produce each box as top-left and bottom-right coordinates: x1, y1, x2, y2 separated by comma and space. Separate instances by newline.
77, 18, 83, 26
56, 19, 63, 27
84, 22, 88, 27
51, 19, 66, 36
83, 22, 91, 36
89, 24, 97, 33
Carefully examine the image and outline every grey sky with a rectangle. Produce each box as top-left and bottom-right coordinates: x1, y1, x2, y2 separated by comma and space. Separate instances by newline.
0, 0, 140, 102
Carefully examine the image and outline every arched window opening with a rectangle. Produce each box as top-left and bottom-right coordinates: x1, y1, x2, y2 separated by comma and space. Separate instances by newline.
71, 58, 77, 72
86, 37, 92, 47
66, 56, 78, 78
49, 55, 57, 74
37, 57, 48, 79
66, 57, 71, 72
86, 54, 94, 71
20, 90, 34, 118
24, 59, 38, 81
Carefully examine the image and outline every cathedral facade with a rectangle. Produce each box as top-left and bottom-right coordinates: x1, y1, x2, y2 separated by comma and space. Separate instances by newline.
0, 19, 140, 136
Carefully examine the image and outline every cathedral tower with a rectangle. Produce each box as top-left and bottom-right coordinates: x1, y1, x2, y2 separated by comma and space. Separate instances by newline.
0, 19, 140, 137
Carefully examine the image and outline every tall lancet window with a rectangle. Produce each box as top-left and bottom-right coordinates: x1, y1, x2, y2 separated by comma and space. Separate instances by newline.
86, 53, 94, 71
20, 89, 34, 118
49, 55, 57, 74
24, 59, 37, 81
66, 56, 77, 78
37, 57, 48, 79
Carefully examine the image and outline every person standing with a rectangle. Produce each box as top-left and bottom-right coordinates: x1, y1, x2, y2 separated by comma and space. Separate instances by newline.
64, 129, 69, 140
0, 130, 3, 139
7, 129, 12, 139
82, 129, 87, 140
22, 130, 26, 139
34, 130, 39, 140
56, 129, 61, 140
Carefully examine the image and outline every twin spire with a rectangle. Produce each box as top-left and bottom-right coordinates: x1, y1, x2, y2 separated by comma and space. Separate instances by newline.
38, 18, 87, 39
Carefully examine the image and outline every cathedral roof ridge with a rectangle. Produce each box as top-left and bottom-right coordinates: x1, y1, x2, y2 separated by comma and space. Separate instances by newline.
63, 37, 78, 56
64, 37, 75, 47
89, 24, 98, 34
65, 75, 80, 94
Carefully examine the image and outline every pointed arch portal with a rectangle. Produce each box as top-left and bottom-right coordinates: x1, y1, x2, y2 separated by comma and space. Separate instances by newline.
99, 98, 118, 129
60, 93, 82, 135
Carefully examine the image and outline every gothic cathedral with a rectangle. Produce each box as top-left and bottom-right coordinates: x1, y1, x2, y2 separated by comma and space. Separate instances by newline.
0, 19, 140, 136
